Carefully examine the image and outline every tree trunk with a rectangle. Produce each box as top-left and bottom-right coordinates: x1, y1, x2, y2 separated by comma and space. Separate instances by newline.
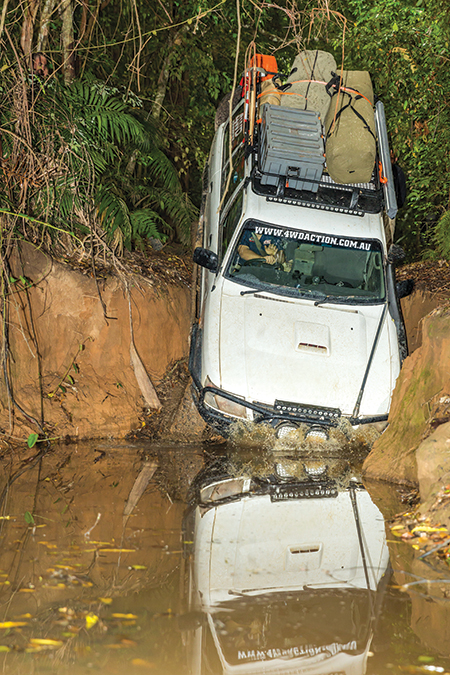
36, 0, 56, 52
60, 0, 75, 84
0, 0, 10, 39
151, 30, 184, 121
20, 0, 39, 57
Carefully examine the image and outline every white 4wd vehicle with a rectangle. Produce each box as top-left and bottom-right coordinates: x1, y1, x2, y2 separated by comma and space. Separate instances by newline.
190, 52, 409, 437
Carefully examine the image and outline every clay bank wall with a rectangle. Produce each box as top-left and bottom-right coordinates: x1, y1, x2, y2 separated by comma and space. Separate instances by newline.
364, 300, 450, 493
0, 243, 191, 441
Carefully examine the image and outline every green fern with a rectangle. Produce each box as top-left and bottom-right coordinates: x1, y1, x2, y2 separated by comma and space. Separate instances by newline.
0, 73, 195, 249
145, 149, 184, 192
96, 188, 132, 244
143, 187, 196, 244
130, 209, 168, 240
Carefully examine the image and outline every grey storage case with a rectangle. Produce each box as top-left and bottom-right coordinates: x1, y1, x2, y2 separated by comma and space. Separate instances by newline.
259, 104, 325, 193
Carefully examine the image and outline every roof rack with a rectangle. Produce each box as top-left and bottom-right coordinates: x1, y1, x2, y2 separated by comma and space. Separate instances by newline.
240, 55, 386, 216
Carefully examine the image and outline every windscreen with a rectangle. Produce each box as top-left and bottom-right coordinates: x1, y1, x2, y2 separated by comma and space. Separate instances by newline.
209, 588, 372, 668
226, 221, 385, 303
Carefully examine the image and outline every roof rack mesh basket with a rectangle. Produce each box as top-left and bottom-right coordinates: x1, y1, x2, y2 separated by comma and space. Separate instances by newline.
259, 104, 325, 193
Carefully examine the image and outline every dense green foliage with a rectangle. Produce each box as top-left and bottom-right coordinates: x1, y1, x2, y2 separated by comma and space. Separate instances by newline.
0, 0, 449, 257
342, 0, 450, 257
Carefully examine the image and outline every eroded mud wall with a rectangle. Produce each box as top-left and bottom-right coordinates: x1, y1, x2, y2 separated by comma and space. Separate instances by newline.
0, 243, 191, 440
364, 304, 450, 484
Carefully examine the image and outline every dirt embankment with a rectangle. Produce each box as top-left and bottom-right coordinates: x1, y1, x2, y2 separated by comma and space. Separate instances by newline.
364, 262, 450, 529
364, 303, 450, 485
0, 242, 194, 443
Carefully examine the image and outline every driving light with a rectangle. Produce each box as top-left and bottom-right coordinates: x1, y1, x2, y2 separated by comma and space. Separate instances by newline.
276, 422, 298, 439
303, 461, 328, 478
305, 425, 329, 442
275, 462, 296, 480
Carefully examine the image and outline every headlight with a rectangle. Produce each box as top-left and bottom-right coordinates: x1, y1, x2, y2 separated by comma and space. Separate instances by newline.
204, 379, 248, 419
275, 462, 296, 480
200, 477, 250, 503
303, 461, 328, 478
305, 425, 329, 442
275, 422, 298, 438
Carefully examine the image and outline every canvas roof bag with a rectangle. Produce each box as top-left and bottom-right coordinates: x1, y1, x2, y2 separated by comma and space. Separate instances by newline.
325, 70, 376, 184
281, 50, 337, 120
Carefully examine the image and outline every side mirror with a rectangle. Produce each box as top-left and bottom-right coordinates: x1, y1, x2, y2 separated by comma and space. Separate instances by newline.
193, 247, 219, 272
396, 278, 414, 299
387, 244, 405, 265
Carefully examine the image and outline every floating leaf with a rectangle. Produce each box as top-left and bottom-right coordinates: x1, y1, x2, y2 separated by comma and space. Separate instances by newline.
98, 597, 113, 604
85, 613, 99, 629
131, 658, 155, 668
99, 548, 135, 553
130, 565, 147, 570
54, 564, 76, 571
411, 526, 447, 535
27, 433, 38, 448
112, 613, 138, 619
0, 621, 28, 628
0, 646, 10, 652
29, 638, 64, 647
87, 541, 113, 546
24, 511, 35, 525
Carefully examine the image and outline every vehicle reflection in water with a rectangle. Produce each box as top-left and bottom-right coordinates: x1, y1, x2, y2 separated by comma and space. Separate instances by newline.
181, 452, 390, 675
0, 441, 448, 673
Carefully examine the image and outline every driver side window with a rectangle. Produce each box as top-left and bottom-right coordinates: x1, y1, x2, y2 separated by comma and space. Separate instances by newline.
221, 190, 243, 259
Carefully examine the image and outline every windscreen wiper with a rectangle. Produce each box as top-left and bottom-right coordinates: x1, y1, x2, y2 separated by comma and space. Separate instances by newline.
314, 294, 352, 307
240, 287, 262, 296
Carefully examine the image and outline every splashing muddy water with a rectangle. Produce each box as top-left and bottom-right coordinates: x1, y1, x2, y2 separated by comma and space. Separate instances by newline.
0, 439, 448, 674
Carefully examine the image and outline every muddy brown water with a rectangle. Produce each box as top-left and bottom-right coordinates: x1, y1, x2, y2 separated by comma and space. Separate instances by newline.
0, 439, 449, 674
